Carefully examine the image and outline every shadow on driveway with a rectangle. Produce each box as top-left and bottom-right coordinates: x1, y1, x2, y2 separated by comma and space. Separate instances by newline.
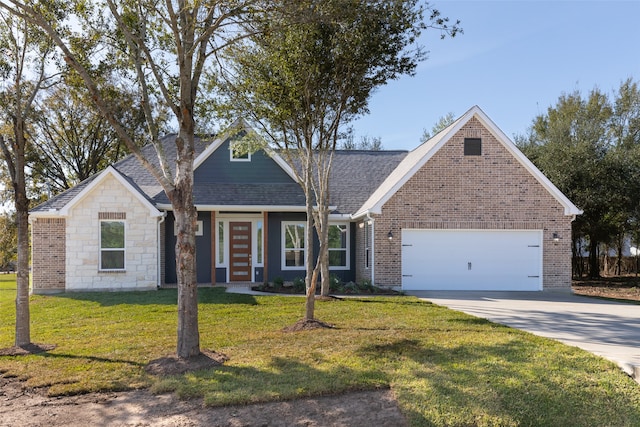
408, 291, 640, 382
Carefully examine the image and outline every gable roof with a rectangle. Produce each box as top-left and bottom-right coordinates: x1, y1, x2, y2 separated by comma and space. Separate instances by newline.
31, 166, 162, 218
353, 105, 583, 218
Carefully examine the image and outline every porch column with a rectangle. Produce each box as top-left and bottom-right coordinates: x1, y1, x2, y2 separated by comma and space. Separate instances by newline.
263, 211, 268, 282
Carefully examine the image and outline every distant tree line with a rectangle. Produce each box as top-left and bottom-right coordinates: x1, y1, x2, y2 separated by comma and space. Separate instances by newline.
517, 79, 640, 278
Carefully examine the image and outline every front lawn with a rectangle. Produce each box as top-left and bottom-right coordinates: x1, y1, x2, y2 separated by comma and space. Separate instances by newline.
1, 275, 639, 426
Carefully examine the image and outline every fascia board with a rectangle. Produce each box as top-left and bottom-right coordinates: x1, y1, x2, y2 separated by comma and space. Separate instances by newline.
157, 204, 307, 212
471, 108, 583, 216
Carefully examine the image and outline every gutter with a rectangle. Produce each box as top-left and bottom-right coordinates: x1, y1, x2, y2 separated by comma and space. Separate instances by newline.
366, 212, 375, 286
157, 211, 167, 288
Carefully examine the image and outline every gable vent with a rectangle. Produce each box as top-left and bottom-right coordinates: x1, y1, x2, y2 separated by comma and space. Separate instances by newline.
464, 138, 482, 156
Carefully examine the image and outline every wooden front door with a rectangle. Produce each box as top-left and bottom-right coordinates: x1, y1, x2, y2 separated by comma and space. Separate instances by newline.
229, 222, 252, 282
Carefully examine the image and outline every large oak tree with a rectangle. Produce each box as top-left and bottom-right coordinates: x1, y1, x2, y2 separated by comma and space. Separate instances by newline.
0, 0, 256, 358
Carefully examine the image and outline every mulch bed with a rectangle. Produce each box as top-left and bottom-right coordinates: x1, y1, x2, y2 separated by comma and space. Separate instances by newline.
572, 277, 640, 302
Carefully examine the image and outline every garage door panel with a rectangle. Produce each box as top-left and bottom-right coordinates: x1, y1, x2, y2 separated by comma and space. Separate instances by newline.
401, 229, 542, 291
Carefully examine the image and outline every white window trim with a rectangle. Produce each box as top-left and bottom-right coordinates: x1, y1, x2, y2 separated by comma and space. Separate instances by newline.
216, 220, 227, 268
282, 221, 306, 270
253, 219, 264, 267
328, 223, 350, 270
229, 146, 251, 162
99, 219, 126, 271
216, 217, 265, 269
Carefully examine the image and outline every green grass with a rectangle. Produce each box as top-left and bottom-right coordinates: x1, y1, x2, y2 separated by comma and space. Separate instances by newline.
1, 275, 639, 426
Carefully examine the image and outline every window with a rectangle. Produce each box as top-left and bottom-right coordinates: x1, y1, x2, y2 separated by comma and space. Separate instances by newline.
328, 224, 349, 268
217, 221, 224, 264
282, 222, 305, 269
464, 138, 482, 156
230, 143, 251, 162
364, 221, 371, 269
100, 220, 125, 270
256, 220, 263, 264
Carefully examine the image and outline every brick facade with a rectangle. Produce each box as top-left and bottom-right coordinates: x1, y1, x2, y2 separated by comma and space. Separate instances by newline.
365, 117, 573, 291
31, 218, 66, 294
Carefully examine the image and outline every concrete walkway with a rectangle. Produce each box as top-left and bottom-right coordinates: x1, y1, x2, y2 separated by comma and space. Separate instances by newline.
407, 291, 640, 384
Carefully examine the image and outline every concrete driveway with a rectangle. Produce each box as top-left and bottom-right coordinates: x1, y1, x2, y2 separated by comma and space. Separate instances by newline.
407, 291, 640, 384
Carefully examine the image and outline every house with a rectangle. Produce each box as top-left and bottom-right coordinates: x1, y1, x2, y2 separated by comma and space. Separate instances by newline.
29, 106, 582, 293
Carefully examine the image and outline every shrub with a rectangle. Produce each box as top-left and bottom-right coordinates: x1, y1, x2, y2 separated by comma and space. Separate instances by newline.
293, 277, 305, 293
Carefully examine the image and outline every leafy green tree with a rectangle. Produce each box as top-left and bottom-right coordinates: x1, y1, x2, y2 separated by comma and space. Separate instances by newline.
340, 126, 383, 150
421, 111, 456, 141
223, 0, 460, 320
0, 211, 17, 272
519, 82, 640, 278
0, 0, 257, 358
0, 8, 58, 348
30, 81, 151, 194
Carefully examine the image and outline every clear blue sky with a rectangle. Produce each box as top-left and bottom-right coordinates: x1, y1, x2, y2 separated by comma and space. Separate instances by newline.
350, 0, 640, 150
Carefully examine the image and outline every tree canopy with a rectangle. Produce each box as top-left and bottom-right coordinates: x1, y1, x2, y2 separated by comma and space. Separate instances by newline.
518, 79, 640, 277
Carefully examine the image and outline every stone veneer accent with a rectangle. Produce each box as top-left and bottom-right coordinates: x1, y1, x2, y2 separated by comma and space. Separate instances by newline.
367, 117, 573, 291
31, 218, 66, 294
63, 173, 158, 291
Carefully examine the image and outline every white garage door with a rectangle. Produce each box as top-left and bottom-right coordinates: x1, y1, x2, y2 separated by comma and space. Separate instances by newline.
401, 229, 542, 291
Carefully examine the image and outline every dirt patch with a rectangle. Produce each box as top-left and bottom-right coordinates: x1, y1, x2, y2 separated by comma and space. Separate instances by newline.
145, 350, 229, 376
0, 376, 407, 427
0, 343, 56, 356
572, 277, 640, 302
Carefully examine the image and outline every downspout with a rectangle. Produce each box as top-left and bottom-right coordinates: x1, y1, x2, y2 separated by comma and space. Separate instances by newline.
157, 211, 167, 289
366, 212, 375, 285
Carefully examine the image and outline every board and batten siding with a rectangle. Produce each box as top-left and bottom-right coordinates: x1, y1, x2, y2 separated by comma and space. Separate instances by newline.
194, 139, 293, 184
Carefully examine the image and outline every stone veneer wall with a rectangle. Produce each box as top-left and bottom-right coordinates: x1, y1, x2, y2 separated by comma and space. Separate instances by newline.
372, 117, 573, 291
31, 218, 66, 294
65, 174, 158, 291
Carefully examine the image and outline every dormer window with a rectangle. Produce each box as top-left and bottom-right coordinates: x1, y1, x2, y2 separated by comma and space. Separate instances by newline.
464, 138, 482, 156
230, 144, 251, 162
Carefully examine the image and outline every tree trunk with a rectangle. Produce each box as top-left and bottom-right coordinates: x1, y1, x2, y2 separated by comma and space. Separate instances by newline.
14, 134, 30, 348
304, 156, 316, 321
616, 235, 623, 276
318, 209, 330, 297
588, 238, 600, 279
172, 131, 200, 359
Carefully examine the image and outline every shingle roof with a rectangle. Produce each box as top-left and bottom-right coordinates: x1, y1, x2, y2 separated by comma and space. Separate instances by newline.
32, 133, 407, 215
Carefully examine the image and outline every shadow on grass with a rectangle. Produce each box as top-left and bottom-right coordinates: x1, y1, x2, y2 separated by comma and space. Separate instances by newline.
154, 355, 388, 406
358, 338, 640, 426
53, 287, 258, 307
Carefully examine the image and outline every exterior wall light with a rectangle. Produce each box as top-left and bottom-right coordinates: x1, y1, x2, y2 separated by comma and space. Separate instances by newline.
552, 233, 560, 242
387, 231, 393, 241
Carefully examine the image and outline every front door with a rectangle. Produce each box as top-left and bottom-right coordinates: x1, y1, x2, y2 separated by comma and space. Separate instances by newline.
229, 222, 252, 282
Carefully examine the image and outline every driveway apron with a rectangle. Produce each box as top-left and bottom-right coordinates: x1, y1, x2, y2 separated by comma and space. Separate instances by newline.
407, 291, 640, 383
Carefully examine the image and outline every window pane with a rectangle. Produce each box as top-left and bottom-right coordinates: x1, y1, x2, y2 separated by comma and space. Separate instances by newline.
256, 221, 263, 264
328, 225, 347, 249
218, 222, 224, 264
101, 250, 124, 269
101, 221, 124, 248
285, 250, 305, 267
329, 250, 347, 267
284, 224, 305, 249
